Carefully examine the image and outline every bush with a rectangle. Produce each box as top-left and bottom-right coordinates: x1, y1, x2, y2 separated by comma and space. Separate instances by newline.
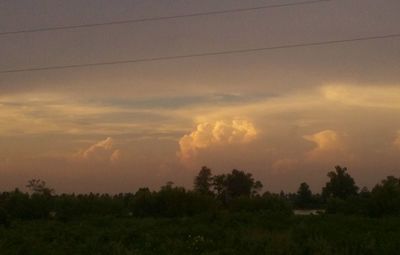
228, 195, 292, 215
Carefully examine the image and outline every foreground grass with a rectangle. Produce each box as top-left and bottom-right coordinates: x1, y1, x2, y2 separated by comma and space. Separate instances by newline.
0, 213, 400, 255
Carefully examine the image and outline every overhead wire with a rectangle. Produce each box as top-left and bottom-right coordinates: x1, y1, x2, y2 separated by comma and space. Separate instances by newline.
0, 0, 331, 36
1, 32, 399, 74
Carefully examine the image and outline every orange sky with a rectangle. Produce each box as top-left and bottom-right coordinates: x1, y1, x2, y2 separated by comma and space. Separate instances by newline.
1, 0, 400, 193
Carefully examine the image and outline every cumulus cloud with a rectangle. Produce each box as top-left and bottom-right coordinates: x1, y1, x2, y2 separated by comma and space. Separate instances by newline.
271, 130, 345, 173
303, 129, 344, 160
77, 137, 121, 163
178, 120, 257, 161
304, 130, 341, 151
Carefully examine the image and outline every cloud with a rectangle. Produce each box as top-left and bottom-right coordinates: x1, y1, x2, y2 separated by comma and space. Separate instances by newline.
77, 137, 121, 163
304, 130, 341, 151
110, 149, 122, 163
178, 119, 257, 161
303, 129, 345, 161
394, 132, 400, 148
271, 130, 346, 173
322, 85, 400, 109
4, 84, 398, 138
0, 93, 133, 136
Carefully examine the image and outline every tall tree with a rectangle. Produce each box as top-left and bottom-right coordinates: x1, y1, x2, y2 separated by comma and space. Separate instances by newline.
296, 182, 313, 209
322, 166, 358, 200
212, 174, 226, 199
194, 166, 213, 195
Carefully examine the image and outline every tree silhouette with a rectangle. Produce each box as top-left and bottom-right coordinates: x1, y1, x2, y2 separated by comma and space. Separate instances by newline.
370, 176, 400, 216
212, 174, 226, 200
213, 169, 263, 202
6, 165, 400, 219
296, 182, 313, 209
322, 166, 358, 200
252, 180, 263, 197
26, 179, 54, 196
194, 166, 213, 195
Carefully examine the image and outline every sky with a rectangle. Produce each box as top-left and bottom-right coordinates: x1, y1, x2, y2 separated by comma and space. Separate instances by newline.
0, 0, 400, 193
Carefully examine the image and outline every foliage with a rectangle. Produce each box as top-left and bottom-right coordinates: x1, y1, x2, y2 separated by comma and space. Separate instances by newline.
1, 214, 400, 254
228, 193, 292, 215
322, 166, 359, 200
194, 166, 213, 195
212, 169, 263, 202
295, 182, 313, 209
369, 176, 400, 216
26, 179, 54, 196
0, 166, 400, 253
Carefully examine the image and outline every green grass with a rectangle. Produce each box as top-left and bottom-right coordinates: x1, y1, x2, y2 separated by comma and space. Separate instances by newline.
1, 213, 400, 255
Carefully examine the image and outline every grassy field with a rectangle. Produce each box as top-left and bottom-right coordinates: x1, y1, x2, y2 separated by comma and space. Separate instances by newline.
1, 213, 400, 255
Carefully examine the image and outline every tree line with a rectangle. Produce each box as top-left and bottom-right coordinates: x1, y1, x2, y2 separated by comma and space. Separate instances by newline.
0, 165, 400, 225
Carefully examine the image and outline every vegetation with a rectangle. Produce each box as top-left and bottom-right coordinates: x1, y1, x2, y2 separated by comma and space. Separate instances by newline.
322, 166, 358, 200
1, 214, 400, 254
295, 182, 314, 209
1, 165, 400, 254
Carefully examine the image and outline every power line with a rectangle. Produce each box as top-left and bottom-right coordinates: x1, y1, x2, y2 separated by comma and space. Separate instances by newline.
1, 32, 399, 74
0, 0, 331, 36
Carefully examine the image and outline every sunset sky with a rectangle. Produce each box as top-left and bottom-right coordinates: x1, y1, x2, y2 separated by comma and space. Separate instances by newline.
1, 0, 400, 193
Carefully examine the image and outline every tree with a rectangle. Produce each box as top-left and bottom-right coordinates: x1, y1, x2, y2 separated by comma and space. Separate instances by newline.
296, 182, 313, 209
359, 186, 371, 198
252, 181, 263, 197
212, 174, 226, 200
213, 169, 263, 202
322, 166, 358, 200
0, 207, 10, 227
161, 181, 175, 190
194, 166, 213, 195
132, 188, 155, 216
26, 179, 54, 196
369, 176, 400, 216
